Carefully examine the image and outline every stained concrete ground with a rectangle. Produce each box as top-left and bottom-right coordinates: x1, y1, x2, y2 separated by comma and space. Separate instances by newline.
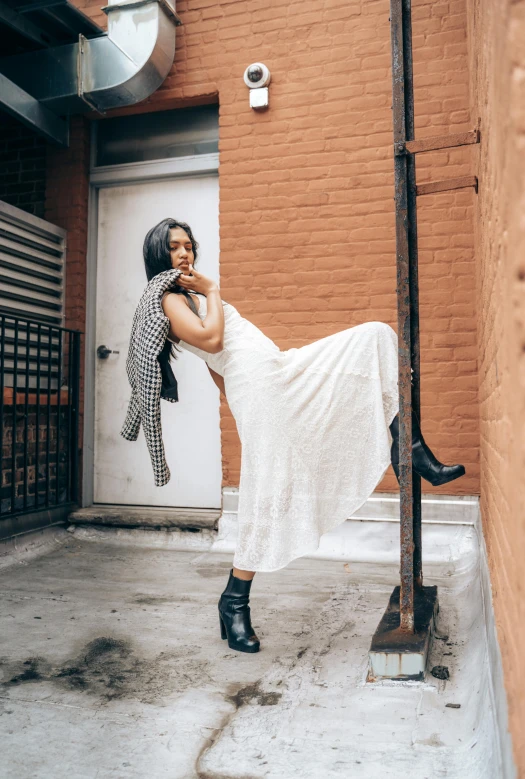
0, 529, 500, 778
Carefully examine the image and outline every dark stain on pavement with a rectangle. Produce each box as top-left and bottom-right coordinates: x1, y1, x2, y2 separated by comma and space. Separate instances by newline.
1, 636, 213, 703
195, 562, 232, 579
132, 594, 179, 605
195, 681, 282, 777
9, 658, 49, 684
297, 647, 308, 659
226, 680, 282, 709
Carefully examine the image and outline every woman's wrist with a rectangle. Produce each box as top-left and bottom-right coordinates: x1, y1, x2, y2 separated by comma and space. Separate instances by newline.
205, 285, 220, 296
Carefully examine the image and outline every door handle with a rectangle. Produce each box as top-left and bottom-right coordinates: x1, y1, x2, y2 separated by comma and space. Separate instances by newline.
97, 344, 120, 359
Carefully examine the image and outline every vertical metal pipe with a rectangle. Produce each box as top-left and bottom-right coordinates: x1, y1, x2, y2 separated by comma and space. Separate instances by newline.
401, 0, 423, 588
390, 0, 415, 630
23, 320, 30, 511
55, 328, 63, 505
45, 325, 52, 507
11, 319, 19, 515
71, 331, 81, 504
66, 332, 72, 502
36, 323, 41, 508
0, 317, 5, 514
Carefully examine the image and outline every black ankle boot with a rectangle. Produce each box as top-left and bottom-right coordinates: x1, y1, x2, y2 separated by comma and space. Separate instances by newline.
218, 569, 260, 653
389, 412, 465, 487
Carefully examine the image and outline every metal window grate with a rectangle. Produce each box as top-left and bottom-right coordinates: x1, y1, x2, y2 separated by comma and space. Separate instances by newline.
0, 312, 81, 519
0, 202, 79, 522
0, 199, 66, 326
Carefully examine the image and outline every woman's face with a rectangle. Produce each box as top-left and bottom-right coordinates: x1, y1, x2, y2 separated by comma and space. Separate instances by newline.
169, 227, 194, 272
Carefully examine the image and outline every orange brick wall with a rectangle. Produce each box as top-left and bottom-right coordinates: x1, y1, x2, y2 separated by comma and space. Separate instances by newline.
45, 116, 91, 502
466, 0, 525, 770
56, 0, 479, 495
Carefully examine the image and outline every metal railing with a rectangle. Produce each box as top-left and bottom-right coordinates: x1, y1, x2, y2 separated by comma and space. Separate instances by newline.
0, 312, 81, 519
390, 0, 479, 631
390, 0, 422, 631
369, 0, 479, 682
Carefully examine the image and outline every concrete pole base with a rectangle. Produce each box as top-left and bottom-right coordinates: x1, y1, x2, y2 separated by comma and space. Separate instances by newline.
367, 585, 439, 682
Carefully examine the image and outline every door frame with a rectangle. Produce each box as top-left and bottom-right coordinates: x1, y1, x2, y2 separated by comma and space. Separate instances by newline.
83, 151, 220, 507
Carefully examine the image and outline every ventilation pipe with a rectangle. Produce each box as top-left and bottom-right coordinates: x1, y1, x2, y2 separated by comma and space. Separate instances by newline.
0, 0, 180, 114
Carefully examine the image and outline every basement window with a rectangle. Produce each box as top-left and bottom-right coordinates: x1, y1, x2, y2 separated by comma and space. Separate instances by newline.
94, 104, 219, 168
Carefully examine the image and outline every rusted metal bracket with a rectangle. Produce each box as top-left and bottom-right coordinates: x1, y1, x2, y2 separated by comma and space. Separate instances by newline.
399, 128, 480, 155
416, 175, 478, 196
394, 128, 480, 195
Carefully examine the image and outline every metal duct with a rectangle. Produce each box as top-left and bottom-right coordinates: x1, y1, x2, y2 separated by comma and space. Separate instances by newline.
0, 0, 180, 114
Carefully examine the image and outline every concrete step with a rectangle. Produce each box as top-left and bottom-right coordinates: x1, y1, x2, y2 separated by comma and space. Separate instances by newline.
68, 505, 220, 531
214, 489, 480, 569
351, 491, 479, 524
221, 487, 479, 526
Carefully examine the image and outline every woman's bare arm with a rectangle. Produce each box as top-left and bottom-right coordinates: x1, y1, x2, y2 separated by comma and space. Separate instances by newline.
207, 365, 226, 396
161, 267, 225, 354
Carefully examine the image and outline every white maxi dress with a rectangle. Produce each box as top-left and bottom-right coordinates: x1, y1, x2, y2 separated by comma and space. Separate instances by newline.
171, 293, 399, 573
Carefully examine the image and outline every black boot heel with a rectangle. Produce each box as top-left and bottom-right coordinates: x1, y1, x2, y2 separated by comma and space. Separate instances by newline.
218, 569, 260, 653
390, 412, 465, 487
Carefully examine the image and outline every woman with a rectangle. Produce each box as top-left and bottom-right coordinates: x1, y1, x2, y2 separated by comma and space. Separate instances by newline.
144, 217, 465, 655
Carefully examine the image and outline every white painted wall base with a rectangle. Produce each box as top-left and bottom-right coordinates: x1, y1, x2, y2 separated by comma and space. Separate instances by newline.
215, 488, 481, 570
478, 527, 517, 779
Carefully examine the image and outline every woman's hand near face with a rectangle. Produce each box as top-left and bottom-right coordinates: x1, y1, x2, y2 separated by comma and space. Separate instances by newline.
162, 273, 225, 355
177, 264, 218, 296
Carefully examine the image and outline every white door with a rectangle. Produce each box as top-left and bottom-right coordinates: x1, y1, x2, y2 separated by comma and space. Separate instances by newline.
94, 176, 222, 508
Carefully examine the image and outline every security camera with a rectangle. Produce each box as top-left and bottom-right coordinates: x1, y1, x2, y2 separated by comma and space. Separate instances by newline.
243, 63, 271, 89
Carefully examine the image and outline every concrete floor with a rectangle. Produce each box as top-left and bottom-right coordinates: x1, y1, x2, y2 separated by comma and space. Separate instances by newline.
0, 529, 501, 778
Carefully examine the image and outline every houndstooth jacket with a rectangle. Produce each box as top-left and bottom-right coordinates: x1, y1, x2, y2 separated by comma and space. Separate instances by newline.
120, 268, 184, 487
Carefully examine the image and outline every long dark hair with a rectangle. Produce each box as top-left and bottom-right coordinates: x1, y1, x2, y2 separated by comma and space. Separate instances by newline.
143, 217, 200, 281
143, 217, 201, 358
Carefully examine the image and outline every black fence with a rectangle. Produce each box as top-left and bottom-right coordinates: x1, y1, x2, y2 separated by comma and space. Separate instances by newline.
0, 313, 81, 521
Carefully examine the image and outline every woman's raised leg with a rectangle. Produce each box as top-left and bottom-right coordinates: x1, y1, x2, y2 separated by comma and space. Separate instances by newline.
389, 411, 465, 486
